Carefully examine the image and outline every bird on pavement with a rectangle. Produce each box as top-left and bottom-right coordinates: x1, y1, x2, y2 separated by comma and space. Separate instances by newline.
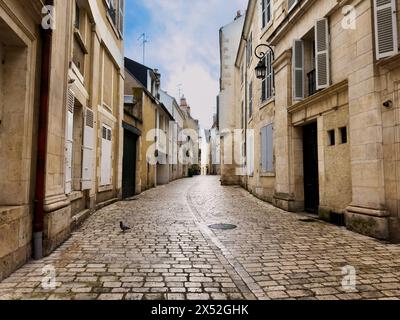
120, 221, 131, 232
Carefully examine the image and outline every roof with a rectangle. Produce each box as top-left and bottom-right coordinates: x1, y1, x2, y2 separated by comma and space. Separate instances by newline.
124, 57, 152, 88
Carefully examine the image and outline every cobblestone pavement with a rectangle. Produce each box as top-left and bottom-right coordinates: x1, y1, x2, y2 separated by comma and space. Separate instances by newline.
2, 176, 400, 300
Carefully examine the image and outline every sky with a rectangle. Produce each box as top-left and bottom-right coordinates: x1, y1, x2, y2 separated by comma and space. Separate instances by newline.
124, 0, 248, 129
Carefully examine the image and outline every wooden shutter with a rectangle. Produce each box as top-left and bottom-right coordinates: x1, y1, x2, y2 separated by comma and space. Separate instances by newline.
81, 108, 94, 190
266, 51, 274, 99
266, 124, 274, 172
261, 127, 267, 171
261, 124, 274, 172
374, 0, 398, 59
315, 18, 330, 90
247, 130, 254, 176
292, 39, 304, 101
65, 90, 74, 194
101, 125, 112, 186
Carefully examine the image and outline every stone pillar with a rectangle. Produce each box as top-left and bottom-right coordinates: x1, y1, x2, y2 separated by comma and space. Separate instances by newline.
345, 89, 389, 239
272, 50, 300, 211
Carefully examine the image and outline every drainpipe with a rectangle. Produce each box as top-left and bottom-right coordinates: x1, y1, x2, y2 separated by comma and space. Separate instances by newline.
33, 0, 53, 260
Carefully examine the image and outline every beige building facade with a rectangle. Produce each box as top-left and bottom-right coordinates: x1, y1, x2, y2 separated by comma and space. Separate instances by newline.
0, 0, 125, 280
222, 0, 400, 242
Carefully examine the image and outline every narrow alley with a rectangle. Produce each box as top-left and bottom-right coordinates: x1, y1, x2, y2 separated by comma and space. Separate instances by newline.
1, 176, 400, 301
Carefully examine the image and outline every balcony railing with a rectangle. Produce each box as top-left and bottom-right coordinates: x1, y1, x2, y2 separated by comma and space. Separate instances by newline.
307, 69, 317, 97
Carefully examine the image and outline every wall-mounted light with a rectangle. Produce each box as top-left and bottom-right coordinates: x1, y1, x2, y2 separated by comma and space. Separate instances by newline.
254, 43, 275, 80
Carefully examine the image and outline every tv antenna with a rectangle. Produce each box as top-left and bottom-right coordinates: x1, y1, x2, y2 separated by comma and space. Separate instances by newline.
177, 83, 183, 99
138, 33, 149, 65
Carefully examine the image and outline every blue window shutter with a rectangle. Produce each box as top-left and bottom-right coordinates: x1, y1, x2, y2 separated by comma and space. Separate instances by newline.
261, 127, 267, 171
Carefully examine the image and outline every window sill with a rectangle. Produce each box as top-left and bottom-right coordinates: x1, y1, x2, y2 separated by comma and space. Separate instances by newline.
260, 172, 275, 178
69, 191, 83, 202
71, 62, 84, 85
260, 97, 275, 110
260, 21, 273, 39
98, 184, 113, 193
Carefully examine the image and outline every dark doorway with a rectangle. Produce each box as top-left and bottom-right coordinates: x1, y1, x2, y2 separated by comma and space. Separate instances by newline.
303, 122, 319, 213
122, 129, 137, 199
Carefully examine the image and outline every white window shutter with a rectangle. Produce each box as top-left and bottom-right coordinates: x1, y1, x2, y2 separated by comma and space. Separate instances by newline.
292, 39, 304, 101
65, 90, 74, 194
315, 18, 330, 90
101, 125, 112, 186
81, 108, 94, 190
247, 130, 254, 176
374, 0, 398, 60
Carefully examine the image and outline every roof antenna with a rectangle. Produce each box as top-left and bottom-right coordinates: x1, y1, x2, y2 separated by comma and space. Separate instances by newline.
138, 33, 149, 65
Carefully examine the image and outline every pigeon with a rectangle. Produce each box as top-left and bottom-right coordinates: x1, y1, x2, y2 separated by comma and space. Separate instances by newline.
120, 221, 131, 232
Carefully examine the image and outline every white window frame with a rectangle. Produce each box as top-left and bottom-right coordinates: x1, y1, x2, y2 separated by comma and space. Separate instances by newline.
261, 0, 272, 30
100, 124, 113, 186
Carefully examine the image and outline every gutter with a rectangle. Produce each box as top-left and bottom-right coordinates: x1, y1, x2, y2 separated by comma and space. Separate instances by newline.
33, 0, 53, 260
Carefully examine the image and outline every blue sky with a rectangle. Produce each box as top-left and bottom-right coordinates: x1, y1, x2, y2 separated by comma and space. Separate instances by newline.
124, 0, 248, 128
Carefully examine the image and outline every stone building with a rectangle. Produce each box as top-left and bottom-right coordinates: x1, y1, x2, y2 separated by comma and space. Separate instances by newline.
221, 0, 400, 242
179, 96, 200, 176
218, 11, 245, 185
0, 0, 125, 280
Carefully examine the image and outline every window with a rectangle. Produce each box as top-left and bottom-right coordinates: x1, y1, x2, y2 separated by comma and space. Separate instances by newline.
261, 51, 274, 101
328, 129, 335, 146
118, 0, 124, 35
248, 81, 253, 118
75, 2, 80, 29
247, 130, 254, 176
261, 124, 274, 172
339, 127, 348, 144
262, 0, 272, 29
101, 125, 112, 186
246, 33, 253, 67
241, 100, 244, 129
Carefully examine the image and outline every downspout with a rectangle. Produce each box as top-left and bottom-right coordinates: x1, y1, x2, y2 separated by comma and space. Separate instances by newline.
243, 35, 249, 190
33, 0, 53, 260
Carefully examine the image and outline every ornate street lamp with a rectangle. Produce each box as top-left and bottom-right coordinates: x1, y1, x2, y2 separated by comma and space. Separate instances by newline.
254, 43, 275, 80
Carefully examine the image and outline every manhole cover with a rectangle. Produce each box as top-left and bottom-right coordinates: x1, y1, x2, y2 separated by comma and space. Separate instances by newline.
299, 218, 318, 223
209, 224, 237, 230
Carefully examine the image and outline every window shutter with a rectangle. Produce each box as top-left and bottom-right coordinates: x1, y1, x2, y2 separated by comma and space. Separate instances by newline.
266, 51, 274, 99
101, 125, 112, 186
118, 0, 124, 35
315, 18, 330, 90
261, 127, 267, 171
65, 90, 74, 194
81, 108, 94, 190
374, 0, 398, 59
288, 0, 298, 12
266, 124, 274, 172
247, 130, 254, 176
292, 39, 304, 101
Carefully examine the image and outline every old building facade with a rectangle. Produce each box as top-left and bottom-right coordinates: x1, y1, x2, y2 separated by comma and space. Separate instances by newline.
221, 0, 400, 242
0, 0, 125, 280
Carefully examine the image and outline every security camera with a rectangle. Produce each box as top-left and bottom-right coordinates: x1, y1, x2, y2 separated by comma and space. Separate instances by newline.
383, 100, 393, 108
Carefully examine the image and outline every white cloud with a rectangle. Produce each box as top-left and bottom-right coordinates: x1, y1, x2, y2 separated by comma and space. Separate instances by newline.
125, 0, 248, 128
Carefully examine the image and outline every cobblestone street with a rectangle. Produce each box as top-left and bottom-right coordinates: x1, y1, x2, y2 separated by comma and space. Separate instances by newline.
1, 176, 400, 300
